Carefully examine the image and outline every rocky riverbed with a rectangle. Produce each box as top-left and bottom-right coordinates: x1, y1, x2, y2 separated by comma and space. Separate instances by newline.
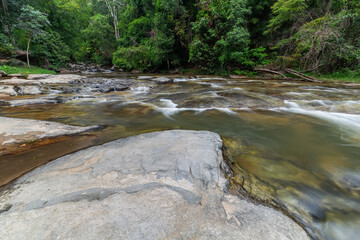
0, 130, 309, 240
1, 73, 360, 239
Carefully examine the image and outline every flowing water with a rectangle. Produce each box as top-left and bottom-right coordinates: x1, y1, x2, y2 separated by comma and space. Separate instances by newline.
1, 74, 360, 240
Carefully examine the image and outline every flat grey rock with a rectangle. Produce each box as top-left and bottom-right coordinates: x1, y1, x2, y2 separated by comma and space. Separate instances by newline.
152, 76, 173, 83
0, 85, 17, 96
8, 74, 24, 78
26, 74, 53, 80
0, 130, 309, 240
1, 74, 85, 85
6, 97, 59, 106
14, 85, 42, 95
137, 76, 154, 80
0, 116, 98, 145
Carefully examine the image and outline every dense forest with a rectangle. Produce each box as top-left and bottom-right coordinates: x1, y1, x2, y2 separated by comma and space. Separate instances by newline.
0, 0, 359, 74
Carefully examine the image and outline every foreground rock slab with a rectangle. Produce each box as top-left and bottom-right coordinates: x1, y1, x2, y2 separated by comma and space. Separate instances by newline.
0, 130, 309, 240
0, 116, 98, 145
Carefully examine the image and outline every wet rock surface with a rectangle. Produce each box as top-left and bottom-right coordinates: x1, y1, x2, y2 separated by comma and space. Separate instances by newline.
152, 76, 173, 83
0, 116, 98, 146
6, 97, 60, 106
0, 130, 309, 240
0, 74, 140, 106
65, 63, 119, 73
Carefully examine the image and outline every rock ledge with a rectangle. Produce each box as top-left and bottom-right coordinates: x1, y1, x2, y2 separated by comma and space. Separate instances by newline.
0, 130, 309, 240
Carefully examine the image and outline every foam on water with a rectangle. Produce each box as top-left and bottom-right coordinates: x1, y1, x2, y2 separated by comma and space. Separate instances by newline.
130, 86, 150, 94
234, 87, 244, 91
122, 98, 238, 118
286, 92, 314, 96
159, 98, 178, 108
197, 77, 226, 80
299, 86, 358, 94
278, 101, 360, 137
196, 82, 223, 88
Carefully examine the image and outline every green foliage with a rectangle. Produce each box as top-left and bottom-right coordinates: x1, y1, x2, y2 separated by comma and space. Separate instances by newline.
189, 0, 251, 73
15, 5, 50, 39
0, 33, 14, 57
75, 14, 116, 64
31, 31, 70, 70
233, 69, 258, 77
267, 0, 307, 32
0, 0, 358, 75
150, 0, 185, 68
315, 69, 360, 82
0, 65, 55, 74
267, 0, 360, 73
247, 0, 275, 47
113, 46, 150, 71
230, 46, 270, 69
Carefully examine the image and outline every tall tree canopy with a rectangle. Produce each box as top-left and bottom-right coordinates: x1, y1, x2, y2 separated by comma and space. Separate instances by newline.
0, 0, 358, 73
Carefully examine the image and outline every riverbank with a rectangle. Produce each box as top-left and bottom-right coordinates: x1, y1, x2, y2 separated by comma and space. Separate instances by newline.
0, 65, 56, 75
315, 71, 360, 83
2, 64, 360, 84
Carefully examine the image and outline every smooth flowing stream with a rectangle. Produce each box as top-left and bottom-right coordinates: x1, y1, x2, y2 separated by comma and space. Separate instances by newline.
1, 74, 360, 240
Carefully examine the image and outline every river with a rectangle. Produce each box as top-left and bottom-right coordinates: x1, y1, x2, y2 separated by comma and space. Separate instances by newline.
1, 73, 360, 240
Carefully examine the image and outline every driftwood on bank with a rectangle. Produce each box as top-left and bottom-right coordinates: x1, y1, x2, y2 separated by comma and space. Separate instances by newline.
254, 67, 321, 83
254, 68, 287, 79
284, 69, 321, 82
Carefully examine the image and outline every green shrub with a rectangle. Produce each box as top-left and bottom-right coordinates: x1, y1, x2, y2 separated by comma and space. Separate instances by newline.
113, 46, 150, 71
230, 47, 271, 70
31, 31, 70, 70
0, 33, 14, 57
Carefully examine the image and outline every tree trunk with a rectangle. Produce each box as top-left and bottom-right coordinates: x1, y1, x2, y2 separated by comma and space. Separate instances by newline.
105, 0, 120, 40
113, 18, 119, 40
26, 35, 31, 69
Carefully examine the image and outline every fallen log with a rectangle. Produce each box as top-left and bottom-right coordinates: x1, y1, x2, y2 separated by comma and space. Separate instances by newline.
284, 69, 321, 82
254, 68, 287, 78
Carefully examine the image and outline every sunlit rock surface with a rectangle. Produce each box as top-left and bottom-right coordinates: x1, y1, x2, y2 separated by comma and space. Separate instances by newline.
0, 130, 308, 240
0, 116, 98, 146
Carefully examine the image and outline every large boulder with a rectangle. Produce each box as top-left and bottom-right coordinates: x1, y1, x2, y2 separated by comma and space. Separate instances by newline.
14, 85, 42, 95
0, 130, 309, 240
8, 58, 27, 67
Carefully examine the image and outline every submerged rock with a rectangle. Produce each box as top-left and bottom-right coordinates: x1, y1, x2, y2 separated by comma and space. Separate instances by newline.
6, 97, 60, 106
0, 130, 309, 240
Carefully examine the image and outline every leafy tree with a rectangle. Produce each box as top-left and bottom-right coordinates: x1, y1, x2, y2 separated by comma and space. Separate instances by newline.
15, 5, 50, 68
31, 31, 70, 70
267, 0, 360, 72
104, 0, 124, 40
151, 0, 185, 68
189, 0, 251, 72
75, 14, 116, 64
113, 46, 150, 71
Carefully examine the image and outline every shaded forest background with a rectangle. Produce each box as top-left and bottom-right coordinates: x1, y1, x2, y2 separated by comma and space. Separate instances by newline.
0, 0, 359, 74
